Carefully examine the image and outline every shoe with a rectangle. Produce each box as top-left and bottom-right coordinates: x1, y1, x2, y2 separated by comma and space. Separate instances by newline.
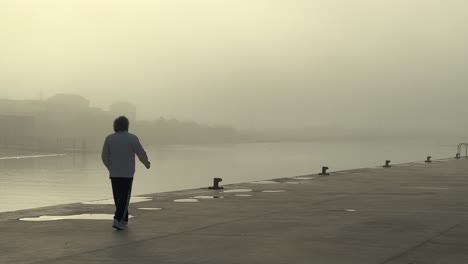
112, 219, 127, 230
112, 219, 120, 230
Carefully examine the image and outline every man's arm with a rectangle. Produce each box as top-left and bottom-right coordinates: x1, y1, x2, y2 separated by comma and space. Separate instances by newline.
101, 138, 110, 170
133, 136, 150, 169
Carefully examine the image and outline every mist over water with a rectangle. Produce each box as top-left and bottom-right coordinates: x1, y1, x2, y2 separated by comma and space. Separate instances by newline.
1, 0, 468, 133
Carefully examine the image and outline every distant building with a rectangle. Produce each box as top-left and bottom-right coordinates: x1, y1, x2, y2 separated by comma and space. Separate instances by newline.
47, 94, 90, 110
0, 114, 35, 144
0, 94, 138, 150
0, 99, 46, 116
109, 102, 137, 121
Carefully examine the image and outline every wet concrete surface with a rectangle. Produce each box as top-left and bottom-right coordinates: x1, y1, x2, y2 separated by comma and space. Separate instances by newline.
2, 158, 468, 263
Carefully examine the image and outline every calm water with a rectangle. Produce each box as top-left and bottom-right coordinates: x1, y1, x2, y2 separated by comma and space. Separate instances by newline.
0, 139, 463, 213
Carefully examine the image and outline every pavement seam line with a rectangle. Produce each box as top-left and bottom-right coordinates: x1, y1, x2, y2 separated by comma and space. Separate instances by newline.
380, 220, 466, 264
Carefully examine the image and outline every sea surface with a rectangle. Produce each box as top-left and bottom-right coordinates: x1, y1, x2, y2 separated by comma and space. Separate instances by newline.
0, 138, 464, 213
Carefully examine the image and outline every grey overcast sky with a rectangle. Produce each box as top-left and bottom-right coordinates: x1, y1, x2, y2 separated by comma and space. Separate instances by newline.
1, 0, 467, 130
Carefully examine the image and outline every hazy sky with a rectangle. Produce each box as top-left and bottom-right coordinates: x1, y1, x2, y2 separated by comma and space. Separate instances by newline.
1, 0, 467, 130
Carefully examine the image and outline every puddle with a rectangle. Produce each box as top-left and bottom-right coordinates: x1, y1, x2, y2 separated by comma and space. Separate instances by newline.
251, 181, 278, 184
20, 214, 134, 222
262, 190, 286, 193
283, 182, 300, 184
192, 196, 223, 199
174, 199, 199, 203
223, 189, 253, 193
235, 194, 253, 197
138, 208, 162, 211
82, 197, 152, 205
329, 209, 357, 212
295, 177, 316, 180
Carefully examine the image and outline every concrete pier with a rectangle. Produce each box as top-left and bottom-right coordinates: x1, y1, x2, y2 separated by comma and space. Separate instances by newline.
1, 158, 468, 263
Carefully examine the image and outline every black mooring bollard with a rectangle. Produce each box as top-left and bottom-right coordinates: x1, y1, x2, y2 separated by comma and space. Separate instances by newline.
425, 156, 432, 163
209, 178, 224, 190
383, 160, 391, 168
456, 154, 461, 159
319, 166, 330, 176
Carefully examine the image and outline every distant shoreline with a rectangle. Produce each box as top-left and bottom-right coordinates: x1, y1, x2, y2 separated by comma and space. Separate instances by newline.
0, 154, 67, 160
0, 148, 68, 158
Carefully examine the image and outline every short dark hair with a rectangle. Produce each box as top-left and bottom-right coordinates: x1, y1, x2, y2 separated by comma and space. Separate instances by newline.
114, 116, 129, 132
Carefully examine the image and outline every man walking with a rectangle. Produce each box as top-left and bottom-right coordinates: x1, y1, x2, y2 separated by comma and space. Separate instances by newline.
101, 116, 151, 230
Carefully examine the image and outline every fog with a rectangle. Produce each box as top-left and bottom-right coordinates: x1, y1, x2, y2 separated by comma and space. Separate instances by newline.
1, 0, 467, 134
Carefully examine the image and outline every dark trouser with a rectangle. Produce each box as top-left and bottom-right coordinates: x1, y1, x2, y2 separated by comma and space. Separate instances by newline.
110, 177, 133, 222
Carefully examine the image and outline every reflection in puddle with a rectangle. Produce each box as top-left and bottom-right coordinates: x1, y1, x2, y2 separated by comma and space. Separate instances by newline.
138, 208, 162, 211
284, 182, 300, 184
82, 197, 152, 205
174, 199, 199, 203
235, 194, 253, 197
262, 190, 286, 193
223, 189, 253, 193
20, 214, 134, 222
295, 177, 316, 180
329, 209, 357, 212
251, 181, 278, 184
192, 196, 223, 199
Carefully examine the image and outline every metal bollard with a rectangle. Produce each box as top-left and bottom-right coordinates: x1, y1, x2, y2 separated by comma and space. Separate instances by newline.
208, 178, 224, 190
425, 156, 432, 163
383, 160, 391, 168
319, 166, 330, 176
